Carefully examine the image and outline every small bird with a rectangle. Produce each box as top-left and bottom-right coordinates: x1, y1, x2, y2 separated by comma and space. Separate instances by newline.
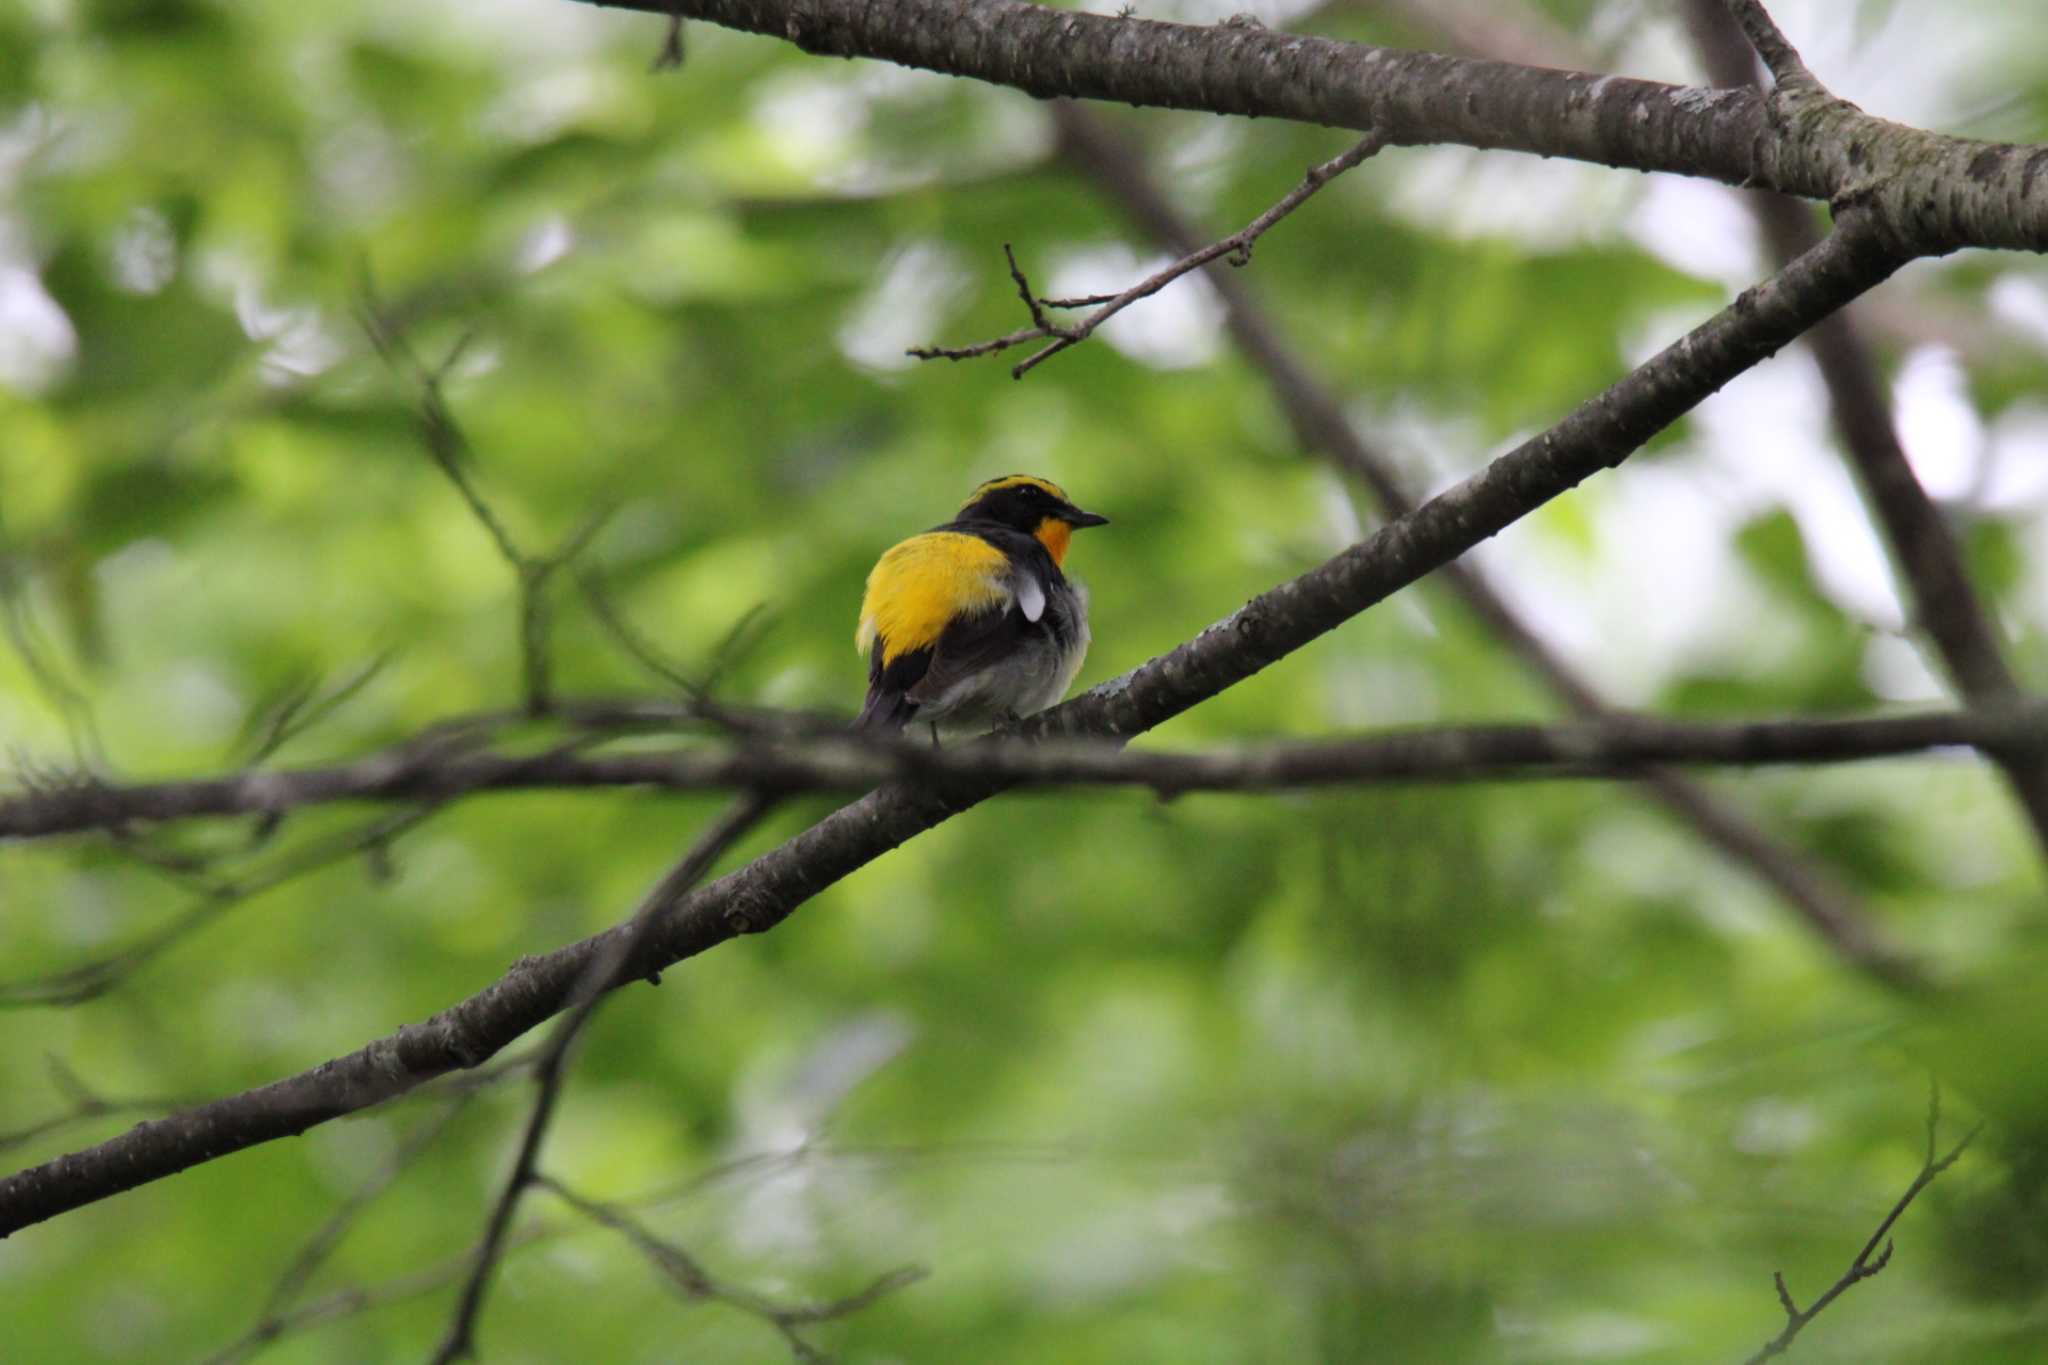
856, 474, 1109, 738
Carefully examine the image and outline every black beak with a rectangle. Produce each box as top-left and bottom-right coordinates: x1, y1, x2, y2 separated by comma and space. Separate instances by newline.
1063, 506, 1110, 529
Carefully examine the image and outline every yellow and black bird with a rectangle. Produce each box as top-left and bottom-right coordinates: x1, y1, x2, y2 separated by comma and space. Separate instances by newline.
856, 475, 1109, 737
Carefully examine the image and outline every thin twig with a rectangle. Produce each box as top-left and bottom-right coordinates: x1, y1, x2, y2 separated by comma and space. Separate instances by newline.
428, 792, 775, 1364
239, 652, 394, 767
575, 569, 775, 710
537, 1174, 924, 1362
229, 1229, 551, 1360
0, 550, 105, 766
196, 1139, 1041, 1359
0, 1057, 200, 1156
573, 576, 797, 742
909, 132, 1386, 378
1742, 1082, 1981, 1364
204, 1100, 474, 1365
0, 803, 437, 1008
359, 283, 612, 716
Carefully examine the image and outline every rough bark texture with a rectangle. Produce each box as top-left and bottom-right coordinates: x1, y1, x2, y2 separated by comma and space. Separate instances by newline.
585, 0, 2048, 253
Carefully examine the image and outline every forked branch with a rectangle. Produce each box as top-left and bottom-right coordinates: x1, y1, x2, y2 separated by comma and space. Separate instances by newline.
910, 133, 1386, 377
1742, 1084, 1981, 1364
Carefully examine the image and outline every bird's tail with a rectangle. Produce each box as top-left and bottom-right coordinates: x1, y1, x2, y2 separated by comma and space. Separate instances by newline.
854, 687, 917, 733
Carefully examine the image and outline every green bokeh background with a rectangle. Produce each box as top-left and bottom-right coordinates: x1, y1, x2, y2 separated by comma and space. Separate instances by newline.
4, 0, 2048, 1360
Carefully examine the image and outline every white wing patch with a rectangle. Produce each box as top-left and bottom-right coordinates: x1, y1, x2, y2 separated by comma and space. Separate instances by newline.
1013, 571, 1046, 623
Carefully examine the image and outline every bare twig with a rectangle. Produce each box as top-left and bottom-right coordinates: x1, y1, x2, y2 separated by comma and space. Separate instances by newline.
0, 804, 437, 1009
239, 653, 395, 768
428, 792, 774, 1364
537, 1174, 924, 1362
576, 569, 700, 694
205, 1101, 474, 1365
1742, 1083, 1981, 1364
357, 286, 612, 716
574, 571, 777, 719
196, 1139, 1043, 1359
909, 132, 1386, 378
0, 1057, 200, 1157
0, 550, 105, 766
223, 1230, 550, 1360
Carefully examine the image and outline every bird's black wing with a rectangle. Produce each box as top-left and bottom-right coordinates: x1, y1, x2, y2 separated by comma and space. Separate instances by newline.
857, 644, 932, 731
903, 600, 1031, 709
906, 527, 1063, 707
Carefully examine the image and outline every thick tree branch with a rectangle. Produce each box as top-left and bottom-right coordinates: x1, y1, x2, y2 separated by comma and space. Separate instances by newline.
1684, 0, 2048, 866
0, 219, 1905, 1238
581, 0, 2048, 254
1049, 101, 1911, 985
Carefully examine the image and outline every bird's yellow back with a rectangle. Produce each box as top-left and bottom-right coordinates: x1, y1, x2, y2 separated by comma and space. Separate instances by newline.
856, 531, 1011, 664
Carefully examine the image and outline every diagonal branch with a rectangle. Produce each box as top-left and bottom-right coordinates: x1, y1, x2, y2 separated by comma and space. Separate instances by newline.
1049, 100, 1912, 985
0, 217, 1907, 1238
428, 792, 774, 1363
910, 132, 1386, 377
1685, 0, 2048, 866
537, 1175, 924, 1362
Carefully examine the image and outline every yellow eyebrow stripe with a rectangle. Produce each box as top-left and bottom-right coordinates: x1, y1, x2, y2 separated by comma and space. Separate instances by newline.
962, 474, 1069, 508
856, 531, 1012, 663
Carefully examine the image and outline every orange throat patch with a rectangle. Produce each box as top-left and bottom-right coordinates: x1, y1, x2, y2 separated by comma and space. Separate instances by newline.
1033, 517, 1071, 567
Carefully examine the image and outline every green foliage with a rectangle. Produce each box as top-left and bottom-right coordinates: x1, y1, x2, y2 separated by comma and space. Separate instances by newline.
2, 1, 2046, 1362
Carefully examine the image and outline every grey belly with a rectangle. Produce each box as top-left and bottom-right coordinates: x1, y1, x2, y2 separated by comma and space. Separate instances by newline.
924, 583, 1091, 733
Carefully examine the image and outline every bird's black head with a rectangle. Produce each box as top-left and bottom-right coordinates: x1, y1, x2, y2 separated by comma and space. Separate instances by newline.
956, 475, 1108, 535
